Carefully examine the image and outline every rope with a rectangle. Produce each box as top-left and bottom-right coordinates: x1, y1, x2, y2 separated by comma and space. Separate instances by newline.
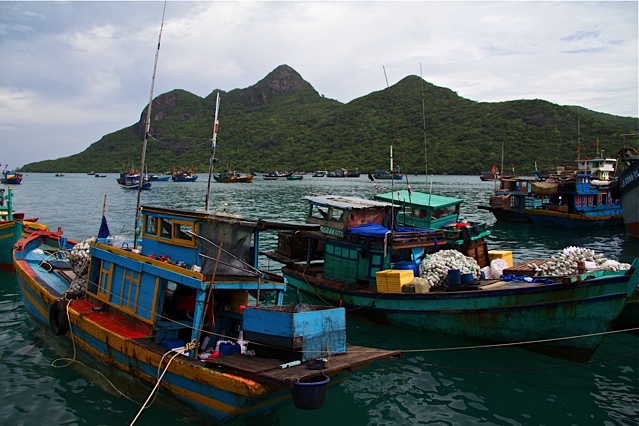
129, 340, 198, 426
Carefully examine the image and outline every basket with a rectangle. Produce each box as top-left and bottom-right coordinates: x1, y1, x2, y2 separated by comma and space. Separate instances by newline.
291, 375, 330, 410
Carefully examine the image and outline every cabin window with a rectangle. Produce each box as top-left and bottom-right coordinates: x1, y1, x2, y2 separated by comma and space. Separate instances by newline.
432, 205, 457, 219
145, 215, 158, 237
173, 220, 196, 248
160, 218, 172, 239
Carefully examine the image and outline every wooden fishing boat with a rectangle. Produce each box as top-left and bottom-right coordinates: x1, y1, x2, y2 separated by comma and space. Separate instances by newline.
172, 168, 198, 182
372, 170, 404, 180
479, 158, 623, 228
213, 171, 254, 183
0, 186, 45, 270
264, 194, 638, 362
12, 208, 397, 422
1, 167, 23, 184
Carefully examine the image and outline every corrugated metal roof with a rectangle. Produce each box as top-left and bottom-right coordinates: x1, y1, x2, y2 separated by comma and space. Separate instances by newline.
302, 195, 393, 210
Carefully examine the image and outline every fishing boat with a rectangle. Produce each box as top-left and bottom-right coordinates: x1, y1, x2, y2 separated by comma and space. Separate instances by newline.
119, 172, 151, 190
12, 206, 398, 422
371, 170, 404, 180
213, 170, 254, 183
611, 147, 639, 238
264, 194, 638, 362
479, 157, 623, 228
1, 167, 23, 184
0, 187, 45, 270
479, 165, 499, 181
374, 190, 491, 261
172, 167, 198, 182
312, 170, 327, 177
286, 174, 303, 181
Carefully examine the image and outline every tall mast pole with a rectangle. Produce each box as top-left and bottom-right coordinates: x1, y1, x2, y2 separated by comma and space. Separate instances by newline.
205, 93, 221, 211
134, 1, 166, 249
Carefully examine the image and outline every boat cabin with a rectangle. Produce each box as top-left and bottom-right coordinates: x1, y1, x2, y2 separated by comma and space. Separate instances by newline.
87, 206, 317, 355
374, 190, 490, 266
267, 195, 444, 286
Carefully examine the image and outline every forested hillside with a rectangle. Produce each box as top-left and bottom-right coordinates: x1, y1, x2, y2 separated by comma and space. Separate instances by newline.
20, 65, 638, 175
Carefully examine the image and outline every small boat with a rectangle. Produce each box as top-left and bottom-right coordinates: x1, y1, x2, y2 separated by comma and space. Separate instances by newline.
479, 164, 500, 181
371, 170, 404, 180
264, 194, 639, 362
286, 174, 303, 181
611, 147, 639, 238
213, 172, 254, 183
55, 172, 64, 177
345, 170, 361, 178
312, 170, 327, 177
94, 174, 107, 178
149, 173, 170, 181
0, 186, 44, 270
263, 171, 289, 180
172, 168, 198, 182
1, 167, 22, 184
87, 171, 95, 175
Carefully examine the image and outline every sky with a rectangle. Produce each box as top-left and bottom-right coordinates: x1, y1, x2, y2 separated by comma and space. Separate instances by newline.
1, 1, 637, 169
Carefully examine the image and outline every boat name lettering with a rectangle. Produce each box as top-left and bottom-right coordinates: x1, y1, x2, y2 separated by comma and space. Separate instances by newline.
321, 226, 344, 237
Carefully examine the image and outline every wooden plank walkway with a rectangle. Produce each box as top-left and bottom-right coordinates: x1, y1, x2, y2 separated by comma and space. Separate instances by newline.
207, 344, 401, 387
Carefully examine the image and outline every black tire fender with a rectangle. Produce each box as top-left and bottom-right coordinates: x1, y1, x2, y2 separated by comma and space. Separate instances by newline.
49, 300, 70, 335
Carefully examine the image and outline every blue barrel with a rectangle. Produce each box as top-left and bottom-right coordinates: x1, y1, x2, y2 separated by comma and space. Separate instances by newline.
461, 273, 474, 285
396, 261, 418, 277
447, 269, 461, 286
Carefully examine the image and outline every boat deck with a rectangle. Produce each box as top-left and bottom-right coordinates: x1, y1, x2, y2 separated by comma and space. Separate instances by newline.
202, 344, 400, 387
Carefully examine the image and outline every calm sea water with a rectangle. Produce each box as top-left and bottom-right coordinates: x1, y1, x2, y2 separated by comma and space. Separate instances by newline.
1, 173, 637, 425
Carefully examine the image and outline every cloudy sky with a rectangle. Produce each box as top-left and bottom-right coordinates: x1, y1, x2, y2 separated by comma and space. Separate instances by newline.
1, 1, 637, 169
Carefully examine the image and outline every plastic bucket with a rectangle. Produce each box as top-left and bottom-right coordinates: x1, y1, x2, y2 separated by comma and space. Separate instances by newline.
291, 375, 330, 410
461, 273, 474, 285
447, 269, 461, 286
395, 261, 418, 277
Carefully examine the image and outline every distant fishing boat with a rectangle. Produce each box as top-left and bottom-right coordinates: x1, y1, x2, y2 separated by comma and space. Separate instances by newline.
1, 166, 22, 184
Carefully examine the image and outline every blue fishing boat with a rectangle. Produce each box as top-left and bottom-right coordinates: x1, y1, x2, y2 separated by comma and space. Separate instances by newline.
1, 167, 23, 184
265, 194, 638, 362
479, 156, 623, 228
12, 207, 397, 422
172, 168, 198, 182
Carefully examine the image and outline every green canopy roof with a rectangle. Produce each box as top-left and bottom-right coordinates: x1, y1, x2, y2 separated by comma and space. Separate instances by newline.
374, 190, 463, 209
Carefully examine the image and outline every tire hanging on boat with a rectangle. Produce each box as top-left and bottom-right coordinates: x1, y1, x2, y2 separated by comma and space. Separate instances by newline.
49, 299, 70, 335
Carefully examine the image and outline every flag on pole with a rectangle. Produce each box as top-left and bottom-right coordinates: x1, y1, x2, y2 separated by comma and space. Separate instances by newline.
98, 215, 110, 238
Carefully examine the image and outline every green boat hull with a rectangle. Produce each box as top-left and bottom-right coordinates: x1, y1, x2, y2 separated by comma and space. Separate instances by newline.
283, 259, 639, 361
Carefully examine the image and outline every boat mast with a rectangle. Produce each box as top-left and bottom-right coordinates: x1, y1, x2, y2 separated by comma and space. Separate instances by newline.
205, 93, 221, 211
134, 1, 166, 249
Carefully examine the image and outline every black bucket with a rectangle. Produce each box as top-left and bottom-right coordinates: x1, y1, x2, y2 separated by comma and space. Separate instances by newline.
291, 374, 330, 410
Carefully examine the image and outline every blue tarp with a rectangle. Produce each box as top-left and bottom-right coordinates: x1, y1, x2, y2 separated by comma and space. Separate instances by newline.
346, 223, 434, 238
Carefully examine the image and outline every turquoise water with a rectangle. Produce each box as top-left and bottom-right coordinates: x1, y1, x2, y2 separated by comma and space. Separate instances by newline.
1, 173, 637, 425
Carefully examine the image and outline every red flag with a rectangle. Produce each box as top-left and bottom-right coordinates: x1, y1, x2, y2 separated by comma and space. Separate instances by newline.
491, 164, 497, 175
577, 144, 581, 154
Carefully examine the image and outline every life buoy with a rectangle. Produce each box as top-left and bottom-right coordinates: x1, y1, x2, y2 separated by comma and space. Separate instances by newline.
49, 300, 70, 335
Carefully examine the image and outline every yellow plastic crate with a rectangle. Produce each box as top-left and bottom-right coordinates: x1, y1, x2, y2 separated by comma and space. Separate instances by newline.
376, 270, 389, 292
488, 250, 513, 267
384, 270, 414, 293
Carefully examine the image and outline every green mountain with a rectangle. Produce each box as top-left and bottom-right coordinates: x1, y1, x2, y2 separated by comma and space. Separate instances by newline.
20, 64, 638, 175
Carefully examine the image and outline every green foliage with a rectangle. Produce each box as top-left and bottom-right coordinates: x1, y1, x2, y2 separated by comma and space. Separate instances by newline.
19, 65, 638, 175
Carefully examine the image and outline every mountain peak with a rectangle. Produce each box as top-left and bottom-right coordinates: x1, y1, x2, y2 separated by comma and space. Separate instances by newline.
236, 64, 317, 107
